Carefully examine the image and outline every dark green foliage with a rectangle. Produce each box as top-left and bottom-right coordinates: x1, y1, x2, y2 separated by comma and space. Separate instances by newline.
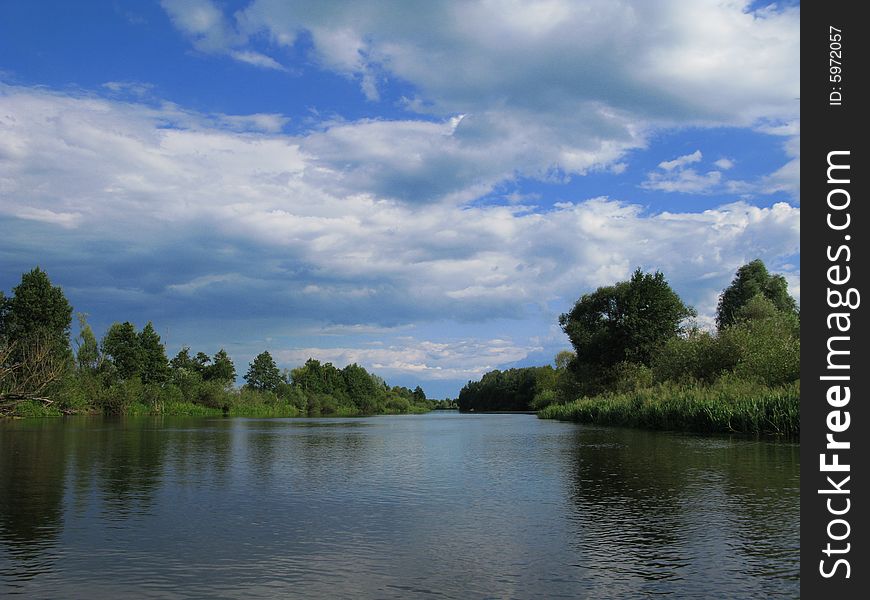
1, 267, 73, 362
457, 366, 555, 412
559, 268, 694, 393
138, 322, 168, 384
102, 322, 143, 380
341, 363, 380, 413
1, 266, 431, 418
654, 294, 799, 389
716, 259, 797, 330
290, 359, 348, 402
170, 347, 195, 372
193, 352, 211, 376
244, 351, 282, 392
207, 349, 236, 383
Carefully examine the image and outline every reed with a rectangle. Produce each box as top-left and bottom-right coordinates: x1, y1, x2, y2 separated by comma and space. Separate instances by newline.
538, 379, 799, 437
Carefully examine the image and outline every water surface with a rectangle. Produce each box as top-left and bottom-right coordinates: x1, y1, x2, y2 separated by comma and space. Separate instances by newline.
0, 413, 799, 598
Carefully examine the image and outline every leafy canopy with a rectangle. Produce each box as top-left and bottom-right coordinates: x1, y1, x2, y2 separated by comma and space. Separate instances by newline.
244, 351, 282, 392
559, 268, 695, 373
716, 259, 797, 330
1, 267, 73, 360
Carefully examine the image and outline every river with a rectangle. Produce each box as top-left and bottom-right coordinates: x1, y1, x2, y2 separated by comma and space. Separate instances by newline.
0, 412, 799, 598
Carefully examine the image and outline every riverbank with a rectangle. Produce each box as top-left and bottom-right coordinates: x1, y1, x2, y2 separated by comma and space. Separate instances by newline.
537, 379, 799, 437
7, 397, 434, 419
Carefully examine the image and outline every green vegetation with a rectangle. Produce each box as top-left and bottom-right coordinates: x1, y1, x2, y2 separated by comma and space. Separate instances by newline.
1, 268, 434, 418
539, 379, 799, 436
460, 262, 799, 437
457, 366, 555, 412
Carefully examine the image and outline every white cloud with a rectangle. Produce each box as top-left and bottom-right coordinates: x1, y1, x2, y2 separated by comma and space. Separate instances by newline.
274, 337, 541, 380
161, 0, 284, 71
760, 123, 800, 201
229, 50, 285, 71
13, 207, 82, 229
0, 83, 800, 385
226, 0, 799, 125
714, 157, 735, 170
642, 168, 723, 194
159, 0, 799, 188
659, 150, 703, 171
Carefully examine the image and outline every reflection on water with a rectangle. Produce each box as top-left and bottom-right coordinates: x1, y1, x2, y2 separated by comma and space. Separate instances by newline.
0, 414, 798, 598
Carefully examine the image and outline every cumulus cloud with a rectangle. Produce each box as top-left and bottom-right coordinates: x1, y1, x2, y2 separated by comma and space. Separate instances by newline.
161, 0, 284, 70
760, 122, 800, 201
157, 0, 799, 197
659, 150, 703, 171
274, 337, 542, 381
225, 0, 799, 124
0, 27, 799, 391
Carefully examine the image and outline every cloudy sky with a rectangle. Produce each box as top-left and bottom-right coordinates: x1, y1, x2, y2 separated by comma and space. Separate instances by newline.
0, 0, 799, 397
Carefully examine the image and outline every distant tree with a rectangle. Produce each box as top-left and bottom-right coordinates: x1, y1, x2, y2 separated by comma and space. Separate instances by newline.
138, 322, 168, 384
716, 259, 797, 330
170, 347, 195, 372
560, 269, 694, 372
193, 351, 211, 376
1, 267, 73, 361
291, 358, 348, 401
102, 322, 143, 380
457, 366, 554, 412
244, 351, 281, 392
207, 349, 236, 383
342, 363, 380, 413
75, 313, 100, 372
412, 386, 427, 402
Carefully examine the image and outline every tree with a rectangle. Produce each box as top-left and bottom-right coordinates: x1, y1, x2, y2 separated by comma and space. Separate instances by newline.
1, 336, 69, 414
193, 352, 211, 376
716, 259, 797, 330
75, 313, 100, 372
138, 322, 168, 384
102, 322, 143, 380
206, 349, 236, 383
244, 351, 281, 392
170, 347, 195, 372
559, 269, 694, 391
1, 267, 73, 362
412, 385, 427, 403
554, 350, 574, 371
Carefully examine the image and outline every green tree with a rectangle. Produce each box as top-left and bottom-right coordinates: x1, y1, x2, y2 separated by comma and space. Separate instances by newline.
554, 350, 574, 371
138, 322, 168, 384
342, 363, 380, 412
75, 313, 100, 372
170, 347, 195, 372
206, 349, 236, 383
1, 267, 73, 361
412, 385, 427, 403
559, 269, 694, 392
193, 351, 211, 376
716, 259, 797, 330
102, 322, 143, 380
244, 351, 281, 392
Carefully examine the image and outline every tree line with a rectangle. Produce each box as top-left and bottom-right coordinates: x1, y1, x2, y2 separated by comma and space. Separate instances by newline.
458, 259, 800, 434
0, 267, 434, 417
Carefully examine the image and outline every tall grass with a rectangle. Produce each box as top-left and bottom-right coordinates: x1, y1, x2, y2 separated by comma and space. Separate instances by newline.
538, 378, 799, 437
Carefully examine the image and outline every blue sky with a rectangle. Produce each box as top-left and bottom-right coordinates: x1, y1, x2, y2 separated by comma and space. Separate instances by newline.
0, 1, 799, 397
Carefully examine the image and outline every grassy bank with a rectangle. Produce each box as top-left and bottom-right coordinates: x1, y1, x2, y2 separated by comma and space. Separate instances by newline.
538, 379, 799, 437
5, 378, 437, 419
